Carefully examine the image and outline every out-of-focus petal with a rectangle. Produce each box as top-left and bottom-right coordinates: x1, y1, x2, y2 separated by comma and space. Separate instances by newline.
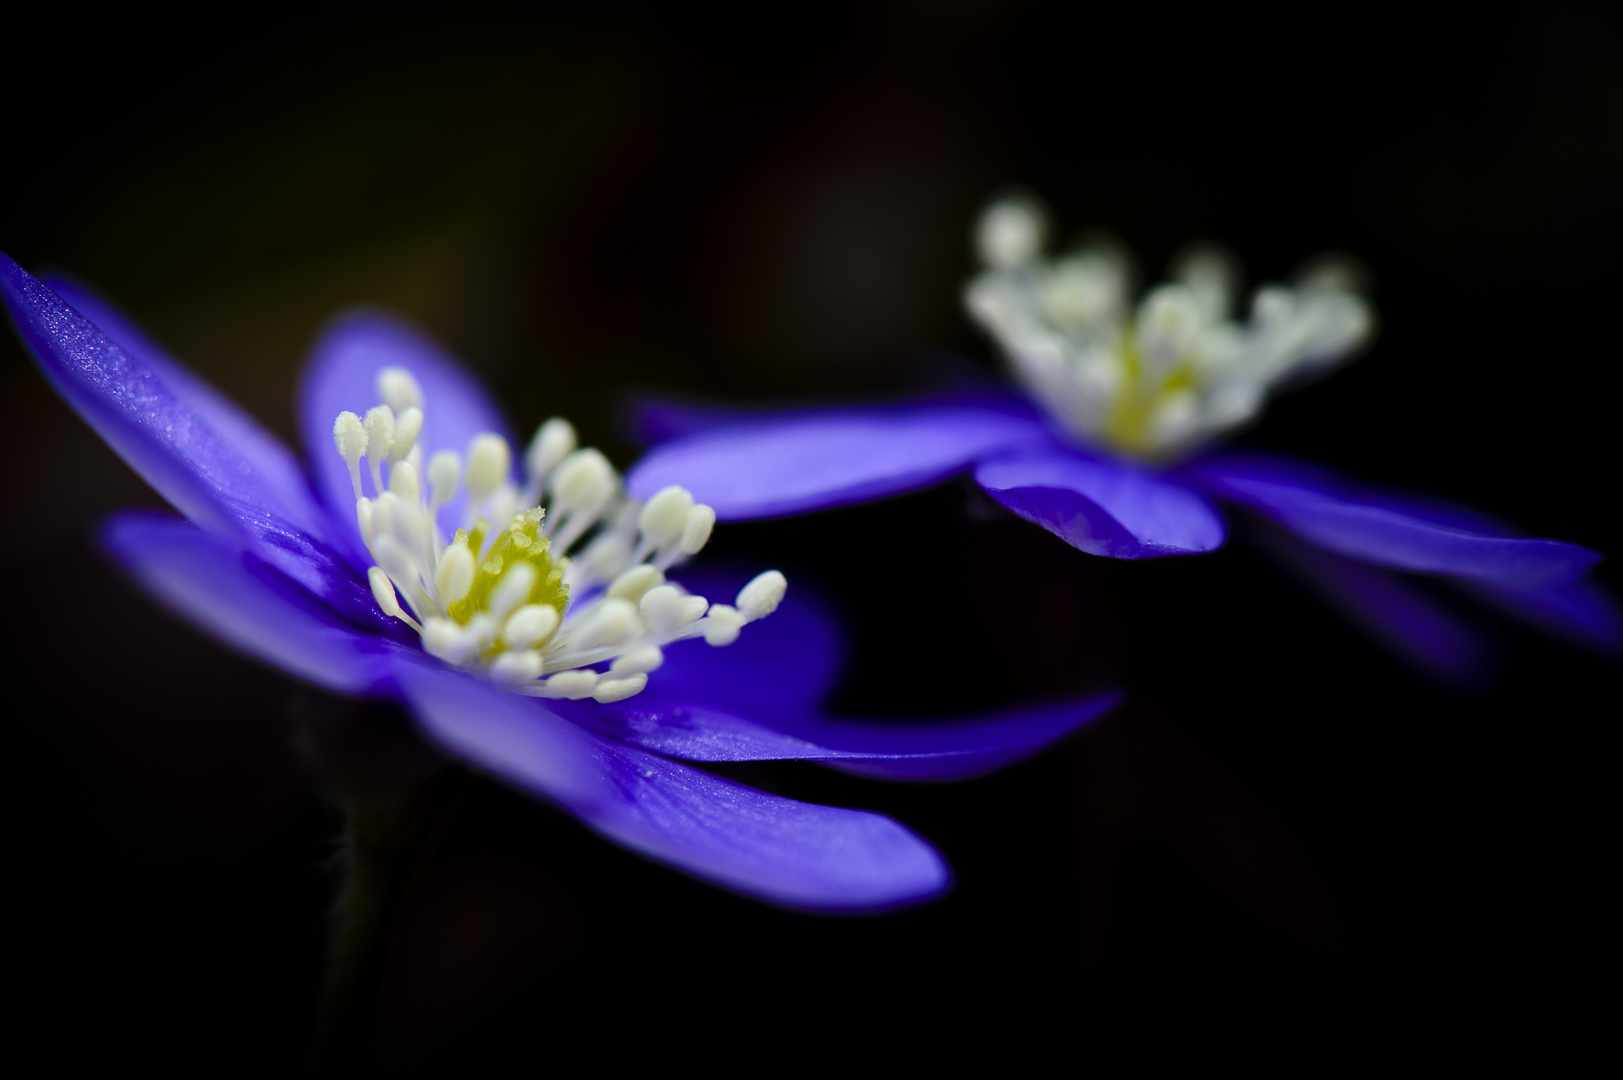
626, 383, 1042, 443
561, 691, 1121, 781
626, 402, 1049, 519
652, 566, 843, 711
1247, 518, 1496, 689
45, 274, 331, 541
5, 257, 383, 628
101, 512, 400, 694
974, 447, 1226, 558
1456, 576, 1623, 657
394, 662, 952, 911
298, 312, 513, 559
1191, 451, 1600, 585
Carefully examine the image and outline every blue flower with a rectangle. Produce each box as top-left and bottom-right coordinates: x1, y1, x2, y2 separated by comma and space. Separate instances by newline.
627, 195, 1620, 686
2, 253, 1119, 912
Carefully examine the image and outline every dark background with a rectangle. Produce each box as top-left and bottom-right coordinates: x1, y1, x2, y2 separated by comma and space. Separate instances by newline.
4, 2, 1618, 1070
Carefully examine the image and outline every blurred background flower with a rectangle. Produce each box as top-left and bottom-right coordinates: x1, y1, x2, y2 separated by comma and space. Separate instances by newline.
3, 0, 1617, 1069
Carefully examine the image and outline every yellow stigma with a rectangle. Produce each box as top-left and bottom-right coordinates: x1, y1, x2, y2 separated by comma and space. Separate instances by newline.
1098, 329, 1197, 458
447, 507, 569, 629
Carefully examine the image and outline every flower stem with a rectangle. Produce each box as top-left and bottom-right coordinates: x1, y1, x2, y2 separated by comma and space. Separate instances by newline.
312, 765, 470, 1075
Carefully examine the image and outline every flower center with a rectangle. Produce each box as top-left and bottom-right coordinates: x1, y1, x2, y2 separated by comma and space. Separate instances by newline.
965, 196, 1374, 461
333, 366, 785, 702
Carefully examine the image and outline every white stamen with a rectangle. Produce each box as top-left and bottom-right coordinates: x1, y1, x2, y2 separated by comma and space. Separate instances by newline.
335, 367, 786, 697
465, 433, 511, 500
369, 567, 406, 620
610, 645, 664, 676
702, 604, 745, 646
573, 598, 639, 650
736, 571, 787, 621
377, 367, 425, 412
422, 618, 475, 664
592, 674, 647, 703
543, 670, 598, 699
638, 485, 695, 548
490, 650, 544, 685
372, 534, 419, 595
488, 562, 538, 621
427, 450, 460, 510
552, 448, 616, 514
680, 505, 716, 555
391, 407, 423, 464
434, 542, 476, 604
966, 192, 1373, 459
977, 197, 1046, 271
640, 585, 708, 636
525, 418, 577, 481
388, 459, 420, 503
356, 498, 376, 547
608, 564, 665, 603
503, 604, 560, 650
333, 412, 368, 498
363, 406, 396, 489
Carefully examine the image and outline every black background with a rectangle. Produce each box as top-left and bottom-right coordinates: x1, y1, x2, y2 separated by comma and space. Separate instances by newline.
3, 2, 1618, 1070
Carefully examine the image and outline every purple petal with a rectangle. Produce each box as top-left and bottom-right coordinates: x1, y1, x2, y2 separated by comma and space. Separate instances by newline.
627, 383, 1042, 444
393, 662, 951, 911
44, 274, 332, 542
298, 313, 513, 559
626, 403, 1049, 519
1456, 576, 1623, 657
5, 257, 384, 628
652, 566, 844, 711
1247, 519, 1495, 689
560, 691, 1121, 781
1191, 451, 1600, 586
974, 447, 1226, 558
101, 512, 400, 695
628, 396, 788, 443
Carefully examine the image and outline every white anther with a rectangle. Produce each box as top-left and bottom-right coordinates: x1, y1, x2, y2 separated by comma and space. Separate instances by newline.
364, 405, 396, 462
390, 407, 423, 464
702, 604, 745, 646
368, 567, 406, 620
638, 486, 695, 546
391, 498, 428, 554
552, 448, 616, 511
465, 433, 511, 499
489, 562, 538, 619
356, 498, 376, 547
610, 645, 664, 677
490, 650, 544, 686
574, 534, 633, 583
376, 366, 425, 412
978, 197, 1047, 270
544, 670, 599, 699
608, 564, 665, 603
434, 542, 476, 604
1174, 247, 1238, 321
333, 412, 368, 497
639, 585, 708, 636
524, 418, 577, 480
427, 450, 460, 508
736, 570, 787, 621
372, 534, 418, 590
422, 618, 475, 664
503, 604, 560, 650
592, 674, 648, 704
369, 492, 398, 547
574, 597, 640, 649
388, 459, 420, 503
680, 504, 716, 555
